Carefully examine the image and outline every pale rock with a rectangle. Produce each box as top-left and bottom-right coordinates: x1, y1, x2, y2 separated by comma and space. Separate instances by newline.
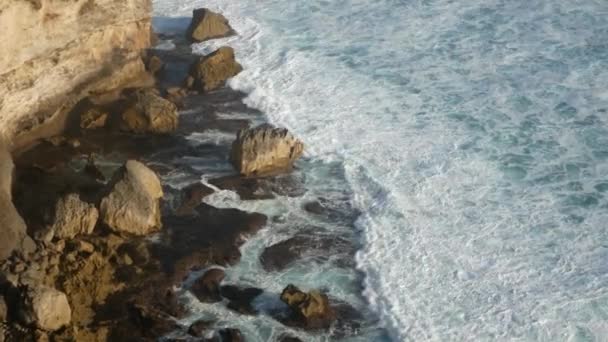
230, 124, 304, 177
100, 160, 163, 235
50, 193, 99, 240
187, 8, 235, 42
20, 285, 72, 331
188, 47, 243, 92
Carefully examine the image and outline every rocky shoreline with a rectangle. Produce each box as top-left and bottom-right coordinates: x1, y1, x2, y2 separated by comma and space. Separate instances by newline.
0, 5, 377, 342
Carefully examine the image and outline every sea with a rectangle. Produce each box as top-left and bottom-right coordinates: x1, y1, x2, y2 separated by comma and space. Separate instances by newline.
152, 0, 608, 341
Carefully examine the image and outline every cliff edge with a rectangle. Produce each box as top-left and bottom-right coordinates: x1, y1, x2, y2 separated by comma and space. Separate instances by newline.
0, 0, 153, 150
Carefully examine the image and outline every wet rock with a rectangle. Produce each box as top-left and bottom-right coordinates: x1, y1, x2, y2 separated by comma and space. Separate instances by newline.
127, 302, 180, 338
121, 89, 178, 134
100, 160, 163, 236
48, 193, 99, 240
221, 285, 263, 315
191, 268, 225, 303
0, 295, 6, 321
188, 319, 214, 337
187, 8, 235, 42
260, 232, 355, 271
0, 146, 31, 261
278, 335, 303, 342
80, 107, 109, 130
280, 285, 335, 330
230, 124, 304, 177
188, 47, 243, 92
158, 203, 267, 283
218, 328, 243, 342
303, 201, 324, 215
303, 197, 361, 225
209, 173, 305, 200
19, 284, 72, 331
175, 182, 215, 216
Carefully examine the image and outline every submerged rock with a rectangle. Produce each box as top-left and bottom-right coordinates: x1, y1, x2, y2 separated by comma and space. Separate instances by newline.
230, 124, 304, 177
260, 231, 355, 271
100, 160, 163, 236
121, 89, 178, 134
188, 319, 214, 337
19, 284, 72, 331
187, 8, 235, 42
188, 47, 243, 92
49, 193, 99, 240
280, 285, 336, 330
218, 328, 244, 342
221, 285, 263, 315
191, 268, 225, 303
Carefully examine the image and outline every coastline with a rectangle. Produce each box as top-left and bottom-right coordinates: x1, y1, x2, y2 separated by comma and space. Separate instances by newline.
0, 5, 387, 342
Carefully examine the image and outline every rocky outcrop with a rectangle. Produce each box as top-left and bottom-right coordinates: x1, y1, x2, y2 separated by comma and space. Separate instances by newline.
188, 47, 243, 92
186, 8, 235, 42
19, 284, 72, 331
48, 193, 99, 240
230, 124, 304, 177
191, 268, 225, 303
280, 285, 335, 329
0, 0, 153, 150
0, 145, 33, 261
100, 160, 163, 235
120, 89, 178, 134
80, 107, 109, 130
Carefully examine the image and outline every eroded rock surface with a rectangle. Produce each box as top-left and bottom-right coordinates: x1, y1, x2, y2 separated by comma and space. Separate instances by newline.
0, 0, 154, 150
230, 124, 304, 177
49, 193, 99, 240
121, 89, 178, 134
19, 284, 72, 332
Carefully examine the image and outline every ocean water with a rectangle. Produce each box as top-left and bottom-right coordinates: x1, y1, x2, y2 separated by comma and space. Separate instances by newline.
153, 0, 608, 341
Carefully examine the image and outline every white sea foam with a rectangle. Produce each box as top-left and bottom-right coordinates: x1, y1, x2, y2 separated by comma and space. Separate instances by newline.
154, 0, 608, 341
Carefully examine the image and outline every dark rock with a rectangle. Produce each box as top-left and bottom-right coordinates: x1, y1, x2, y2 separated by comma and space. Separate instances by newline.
279, 285, 335, 330
218, 328, 243, 342
188, 319, 214, 337
191, 268, 225, 303
260, 231, 356, 272
156, 203, 267, 283
209, 173, 305, 200
230, 124, 304, 177
303, 197, 361, 225
278, 335, 303, 342
187, 8, 235, 42
127, 302, 180, 338
303, 201, 324, 215
175, 182, 215, 216
220, 285, 263, 315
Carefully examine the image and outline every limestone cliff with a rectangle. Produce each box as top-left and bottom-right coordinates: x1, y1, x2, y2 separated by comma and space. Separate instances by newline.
0, 0, 153, 151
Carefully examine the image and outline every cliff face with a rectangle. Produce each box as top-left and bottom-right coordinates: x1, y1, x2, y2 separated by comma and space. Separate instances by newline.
0, 0, 153, 150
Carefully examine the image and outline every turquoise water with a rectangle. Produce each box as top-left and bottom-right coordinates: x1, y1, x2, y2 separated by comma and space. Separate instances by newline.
154, 0, 608, 340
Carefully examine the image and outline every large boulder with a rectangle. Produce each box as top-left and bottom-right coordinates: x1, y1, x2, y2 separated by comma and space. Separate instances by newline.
19, 285, 72, 332
49, 193, 99, 240
100, 160, 163, 235
0, 146, 33, 260
280, 285, 335, 329
188, 47, 243, 92
0, 0, 153, 150
187, 8, 235, 42
121, 89, 178, 134
191, 268, 225, 303
230, 124, 304, 177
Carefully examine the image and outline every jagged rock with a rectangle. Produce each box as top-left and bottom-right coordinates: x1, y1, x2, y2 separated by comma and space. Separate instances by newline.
278, 335, 303, 342
0, 146, 32, 261
0, 0, 153, 150
19, 285, 72, 331
218, 328, 244, 342
188, 47, 243, 92
80, 107, 109, 130
230, 124, 304, 177
221, 285, 263, 315
48, 193, 99, 240
280, 285, 336, 329
191, 268, 225, 303
100, 160, 163, 235
174, 182, 215, 216
188, 319, 214, 337
187, 8, 235, 42
121, 89, 178, 134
